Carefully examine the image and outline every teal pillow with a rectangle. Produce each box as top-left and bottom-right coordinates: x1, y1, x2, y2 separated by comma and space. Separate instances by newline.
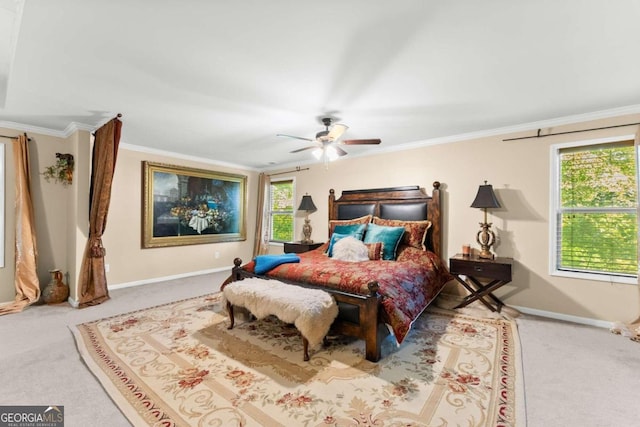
327, 224, 367, 257
332, 223, 366, 240
363, 223, 405, 260
327, 233, 350, 257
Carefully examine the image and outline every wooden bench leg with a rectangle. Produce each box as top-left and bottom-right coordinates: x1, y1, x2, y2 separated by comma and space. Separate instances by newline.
226, 301, 235, 329
302, 337, 309, 361
228, 300, 311, 362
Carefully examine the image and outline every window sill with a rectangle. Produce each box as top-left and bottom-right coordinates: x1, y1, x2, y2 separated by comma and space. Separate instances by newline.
552, 269, 637, 285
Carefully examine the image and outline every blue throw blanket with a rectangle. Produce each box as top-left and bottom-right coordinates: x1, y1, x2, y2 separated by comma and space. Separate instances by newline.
254, 253, 300, 275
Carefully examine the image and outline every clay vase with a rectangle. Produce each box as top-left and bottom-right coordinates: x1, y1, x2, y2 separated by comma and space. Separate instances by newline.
42, 269, 69, 304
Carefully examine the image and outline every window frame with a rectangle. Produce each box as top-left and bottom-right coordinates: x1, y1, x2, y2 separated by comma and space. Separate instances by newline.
268, 177, 296, 244
549, 134, 638, 285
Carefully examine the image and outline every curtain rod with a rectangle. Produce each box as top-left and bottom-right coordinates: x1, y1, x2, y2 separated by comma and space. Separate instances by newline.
0, 133, 31, 141
268, 166, 309, 177
92, 113, 123, 136
503, 122, 640, 141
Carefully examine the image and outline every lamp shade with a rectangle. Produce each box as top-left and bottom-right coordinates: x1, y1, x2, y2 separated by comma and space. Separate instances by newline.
470, 183, 501, 209
298, 194, 317, 212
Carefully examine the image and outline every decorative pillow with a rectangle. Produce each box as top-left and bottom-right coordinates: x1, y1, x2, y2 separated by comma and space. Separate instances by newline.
373, 217, 432, 250
331, 236, 370, 262
363, 223, 405, 260
329, 215, 372, 235
364, 242, 384, 261
332, 223, 367, 240
326, 232, 350, 257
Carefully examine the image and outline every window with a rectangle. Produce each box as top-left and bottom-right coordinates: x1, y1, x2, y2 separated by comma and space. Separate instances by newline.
0, 143, 3, 268
551, 136, 637, 283
269, 179, 294, 242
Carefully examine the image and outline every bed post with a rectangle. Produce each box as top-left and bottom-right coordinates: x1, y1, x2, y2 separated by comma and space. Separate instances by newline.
429, 181, 442, 258
220, 258, 244, 291
328, 188, 337, 236
363, 281, 383, 362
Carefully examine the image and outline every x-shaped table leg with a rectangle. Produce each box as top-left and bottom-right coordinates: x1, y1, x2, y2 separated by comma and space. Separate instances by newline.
453, 275, 506, 312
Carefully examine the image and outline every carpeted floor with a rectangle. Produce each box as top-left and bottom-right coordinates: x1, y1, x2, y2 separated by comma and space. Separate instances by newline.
71, 292, 524, 426
1, 271, 638, 426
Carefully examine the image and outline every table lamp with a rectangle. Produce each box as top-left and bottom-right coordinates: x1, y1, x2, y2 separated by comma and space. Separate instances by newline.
470, 181, 501, 259
298, 194, 317, 244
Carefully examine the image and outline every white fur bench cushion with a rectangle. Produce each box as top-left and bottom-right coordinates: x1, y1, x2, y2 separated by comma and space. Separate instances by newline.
222, 278, 339, 348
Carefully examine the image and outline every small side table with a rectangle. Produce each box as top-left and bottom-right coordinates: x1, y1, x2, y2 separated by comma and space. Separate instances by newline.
283, 241, 324, 254
449, 253, 513, 312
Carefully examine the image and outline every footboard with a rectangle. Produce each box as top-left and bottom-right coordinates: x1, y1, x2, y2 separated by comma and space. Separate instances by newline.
226, 258, 386, 362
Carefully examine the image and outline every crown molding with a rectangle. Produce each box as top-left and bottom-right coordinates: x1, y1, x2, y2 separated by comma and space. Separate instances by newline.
263, 104, 640, 171
0, 120, 95, 138
3, 103, 640, 170
0, 120, 67, 137
63, 121, 95, 135
370, 103, 640, 156
119, 142, 259, 172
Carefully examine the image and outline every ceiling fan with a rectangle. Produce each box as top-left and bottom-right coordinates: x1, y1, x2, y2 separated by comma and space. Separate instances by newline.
277, 117, 381, 161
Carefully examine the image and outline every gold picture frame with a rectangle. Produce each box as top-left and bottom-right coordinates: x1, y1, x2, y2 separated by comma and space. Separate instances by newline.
142, 161, 247, 248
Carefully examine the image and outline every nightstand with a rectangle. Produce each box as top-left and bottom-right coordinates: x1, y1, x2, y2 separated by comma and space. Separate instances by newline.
283, 241, 324, 254
449, 253, 513, 312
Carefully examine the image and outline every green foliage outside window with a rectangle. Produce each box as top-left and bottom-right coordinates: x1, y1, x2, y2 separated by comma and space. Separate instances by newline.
270, 180, 294, 242
559, 142, 637, 276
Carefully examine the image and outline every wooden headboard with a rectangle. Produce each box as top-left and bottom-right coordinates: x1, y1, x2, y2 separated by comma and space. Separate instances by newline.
328, 182, 443, 257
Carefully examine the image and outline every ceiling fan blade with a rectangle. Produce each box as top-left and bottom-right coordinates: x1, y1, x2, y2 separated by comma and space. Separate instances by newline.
327, 123, 348, 141
342, 138, 382, 145
290, 146, 318, 153
277, 134, 314, 142
334, 145, 348, 156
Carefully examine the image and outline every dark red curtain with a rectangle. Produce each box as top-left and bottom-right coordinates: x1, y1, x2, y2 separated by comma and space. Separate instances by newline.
78, 117, 121, 307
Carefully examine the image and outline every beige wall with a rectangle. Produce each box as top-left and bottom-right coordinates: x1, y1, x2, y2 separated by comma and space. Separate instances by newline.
0, 127, 77, 302
1, 113, 639, 324
101, 148, 259, 286
275, 114, 640, 323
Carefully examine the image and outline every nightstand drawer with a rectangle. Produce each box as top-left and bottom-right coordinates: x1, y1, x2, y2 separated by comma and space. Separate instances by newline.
284, 242, 324, 254
449, 258, 512, 281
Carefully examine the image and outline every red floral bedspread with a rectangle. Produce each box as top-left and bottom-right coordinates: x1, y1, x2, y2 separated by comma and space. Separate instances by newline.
242, 243, 453, 344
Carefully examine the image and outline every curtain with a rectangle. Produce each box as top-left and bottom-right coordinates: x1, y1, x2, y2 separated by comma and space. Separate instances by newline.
77, 117, 122, 307
611, 127, 640, 342
0, 134, 40, 315
252, 172, 271, 257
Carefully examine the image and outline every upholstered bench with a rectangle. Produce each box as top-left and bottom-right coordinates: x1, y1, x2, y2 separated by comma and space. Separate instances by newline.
222, 277, 338, 361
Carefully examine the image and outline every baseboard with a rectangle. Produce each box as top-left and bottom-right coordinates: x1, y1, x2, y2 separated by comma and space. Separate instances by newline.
510, 305, 614, 329
437, 292, 614, 329
107, 267, 231, 291
0, 268, 231, 308
71, 269, 230, 308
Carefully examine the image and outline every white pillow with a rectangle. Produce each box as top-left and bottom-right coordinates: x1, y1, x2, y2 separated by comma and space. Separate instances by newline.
331, 236, 369, 262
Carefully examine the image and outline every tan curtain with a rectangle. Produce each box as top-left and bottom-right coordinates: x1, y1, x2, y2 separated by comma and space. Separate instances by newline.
0, 135, 40, 315
77, 117, 122, 307
252, 172, 271, 257
611, 127, 640, 342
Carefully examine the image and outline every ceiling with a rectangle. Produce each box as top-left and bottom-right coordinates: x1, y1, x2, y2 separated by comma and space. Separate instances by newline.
1, 1, 640, 170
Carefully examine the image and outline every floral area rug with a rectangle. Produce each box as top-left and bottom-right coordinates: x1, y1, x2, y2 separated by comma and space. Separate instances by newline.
71, 293, 524, 426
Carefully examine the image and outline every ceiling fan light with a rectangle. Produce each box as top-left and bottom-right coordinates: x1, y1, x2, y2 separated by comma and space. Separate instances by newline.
312, 148, 323, 159
326, 145, 339, 161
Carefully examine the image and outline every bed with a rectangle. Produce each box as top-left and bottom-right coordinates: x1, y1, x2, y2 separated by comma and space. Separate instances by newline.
228, 183, 452, 362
